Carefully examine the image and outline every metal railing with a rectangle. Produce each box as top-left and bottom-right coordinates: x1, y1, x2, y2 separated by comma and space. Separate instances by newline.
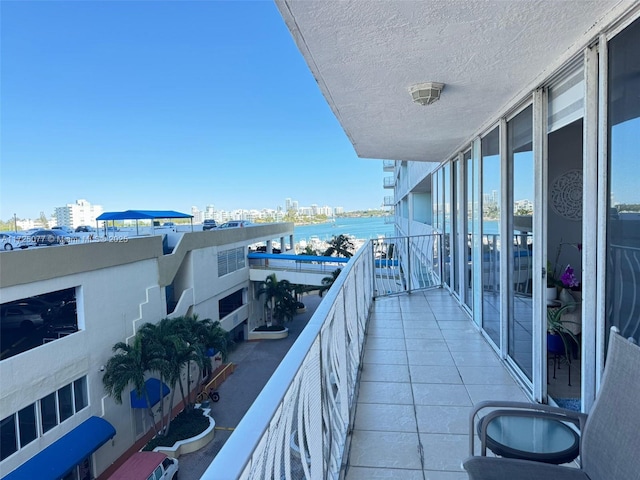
372, 234, 442, 297
608, 243, 640, 343
203, 235, 442, 479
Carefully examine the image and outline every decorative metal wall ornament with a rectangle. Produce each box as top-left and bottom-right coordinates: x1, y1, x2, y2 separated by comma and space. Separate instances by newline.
550, 169, 583, 220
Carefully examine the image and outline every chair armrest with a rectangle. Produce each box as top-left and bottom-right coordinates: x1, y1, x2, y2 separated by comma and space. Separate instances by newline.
469, 400, 588, 456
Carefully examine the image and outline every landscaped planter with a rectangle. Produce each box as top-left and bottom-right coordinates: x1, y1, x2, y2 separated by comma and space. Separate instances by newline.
248, 326, 289, 340
152, 407, 216, 459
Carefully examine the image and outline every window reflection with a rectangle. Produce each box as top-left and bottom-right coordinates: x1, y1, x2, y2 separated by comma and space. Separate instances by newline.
482, 127, 501, 347
508, 105, 534, 380
606, 17, 640, 344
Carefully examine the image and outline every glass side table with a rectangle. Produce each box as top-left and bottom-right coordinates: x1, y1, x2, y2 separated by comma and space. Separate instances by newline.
477, 411, 580, 464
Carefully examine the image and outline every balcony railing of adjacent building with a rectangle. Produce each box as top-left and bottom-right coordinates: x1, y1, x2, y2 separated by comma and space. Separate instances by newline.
383, 196, 394, 206
382, 160, 395, 172
204, 235, 441, 480
383, 177, 395, 189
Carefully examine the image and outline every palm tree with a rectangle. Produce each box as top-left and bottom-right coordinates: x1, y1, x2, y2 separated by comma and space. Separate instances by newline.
255, 273, 296, 326
178, 315, 230, 410
323, 234, 355, 258
301, 245, 319, 256
102, 335, 162, 435
138, 318, 187, 435
319, 268, 342, 297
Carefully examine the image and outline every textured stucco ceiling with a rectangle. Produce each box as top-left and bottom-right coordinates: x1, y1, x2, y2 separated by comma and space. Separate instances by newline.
276, 0, 631, 163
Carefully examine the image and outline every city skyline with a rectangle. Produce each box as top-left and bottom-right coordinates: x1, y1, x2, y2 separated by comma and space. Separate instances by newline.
0, 2, 387, 221
11, 196, 381, 230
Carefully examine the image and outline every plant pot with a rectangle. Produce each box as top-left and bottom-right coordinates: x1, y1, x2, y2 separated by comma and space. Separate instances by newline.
546, 287, 558, 305
547, 332, 566, 355
559, 288, 576, 312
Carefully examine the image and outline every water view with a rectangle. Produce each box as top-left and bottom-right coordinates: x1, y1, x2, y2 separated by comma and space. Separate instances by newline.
293, 216, 394, 245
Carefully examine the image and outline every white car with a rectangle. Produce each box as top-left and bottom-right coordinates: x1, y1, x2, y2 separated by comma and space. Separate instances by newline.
52, 225, 75, 234
219, 220, 252, 228
0, 232, 33, 251
0, 305, 44, 330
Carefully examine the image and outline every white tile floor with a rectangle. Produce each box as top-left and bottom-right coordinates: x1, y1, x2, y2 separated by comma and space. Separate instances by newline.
345, 289, 530, 479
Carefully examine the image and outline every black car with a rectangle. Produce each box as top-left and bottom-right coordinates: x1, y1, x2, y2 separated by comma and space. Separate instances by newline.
203, 219, 218, 230
30, 229, 64, 246
75, 225, 95, 232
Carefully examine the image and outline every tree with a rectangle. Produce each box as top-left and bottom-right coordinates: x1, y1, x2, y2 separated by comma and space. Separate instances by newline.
38, 211, 49, 228
319, 268, 342, 297
323, 234, 355, 258
301, 245, 319, 256
138, 319, 185, 436
255, 273, 296, 326
102, 336, 162, 436
177, 315, 230, 410
103, 315, 231, 437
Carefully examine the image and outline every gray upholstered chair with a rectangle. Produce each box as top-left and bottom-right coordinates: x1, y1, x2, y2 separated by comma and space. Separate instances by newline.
463, 327, 640, 480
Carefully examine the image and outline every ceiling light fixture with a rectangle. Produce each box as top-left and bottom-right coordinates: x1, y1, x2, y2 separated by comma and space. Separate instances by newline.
409, 82, 445, 106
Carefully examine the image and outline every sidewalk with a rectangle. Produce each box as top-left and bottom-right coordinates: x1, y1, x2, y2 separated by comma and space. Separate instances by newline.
177, 294, 323, 480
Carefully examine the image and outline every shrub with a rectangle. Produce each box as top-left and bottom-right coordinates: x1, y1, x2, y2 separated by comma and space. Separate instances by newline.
143, 409, 209, 450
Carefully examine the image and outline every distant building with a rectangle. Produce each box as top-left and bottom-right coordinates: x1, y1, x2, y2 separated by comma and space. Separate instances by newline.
191, 206, 203, 224
54, 199, 103, 229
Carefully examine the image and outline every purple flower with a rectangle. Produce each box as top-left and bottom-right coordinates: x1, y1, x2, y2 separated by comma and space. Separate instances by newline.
560, 265, 579, 288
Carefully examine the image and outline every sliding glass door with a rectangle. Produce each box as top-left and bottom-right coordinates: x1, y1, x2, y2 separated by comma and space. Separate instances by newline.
507, 105, 534, 380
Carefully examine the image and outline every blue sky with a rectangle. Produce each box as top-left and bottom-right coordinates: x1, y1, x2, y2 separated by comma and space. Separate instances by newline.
0, 1, 387, 220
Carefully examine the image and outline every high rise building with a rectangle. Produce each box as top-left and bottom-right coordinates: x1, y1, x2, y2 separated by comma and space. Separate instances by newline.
54, 199, 104, 229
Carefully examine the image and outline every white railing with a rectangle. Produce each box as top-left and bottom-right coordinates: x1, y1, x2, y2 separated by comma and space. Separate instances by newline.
608, 243, 640, 343
371, 234, 442, 297
203, 243, 374, 480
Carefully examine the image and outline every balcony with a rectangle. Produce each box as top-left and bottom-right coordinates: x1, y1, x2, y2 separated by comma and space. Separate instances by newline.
383, 176, 395, 189
383, 196, 394, 206
382, 160, 395, 172
205, 236, 527, 479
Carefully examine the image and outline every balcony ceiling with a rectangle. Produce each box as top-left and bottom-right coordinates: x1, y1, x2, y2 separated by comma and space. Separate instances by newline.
276, 0, 631, 163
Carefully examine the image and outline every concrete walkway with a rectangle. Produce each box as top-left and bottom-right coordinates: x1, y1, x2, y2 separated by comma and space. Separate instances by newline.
177, 294, 322, 480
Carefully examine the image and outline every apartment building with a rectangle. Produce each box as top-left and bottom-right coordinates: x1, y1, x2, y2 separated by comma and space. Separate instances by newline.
0, 223, 293, 479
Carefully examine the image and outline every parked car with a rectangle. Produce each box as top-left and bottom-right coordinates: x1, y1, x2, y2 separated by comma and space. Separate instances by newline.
5, 297, 62, 315
0, 232, 33, 250
29, 229, 79, 246
0, 305, 44, 330
29, 229, 64, 246
202, 219, 218, 230
107, 452, 178, 480
52, 225, 74, 234
218, 220, 252, 229
75, 225, 95, 232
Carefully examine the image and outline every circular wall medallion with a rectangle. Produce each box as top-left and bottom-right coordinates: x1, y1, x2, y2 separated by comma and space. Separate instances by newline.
550, 169, 582, 220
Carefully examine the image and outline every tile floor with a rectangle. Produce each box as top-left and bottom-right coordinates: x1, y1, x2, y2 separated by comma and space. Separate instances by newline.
345, 288, 530, 480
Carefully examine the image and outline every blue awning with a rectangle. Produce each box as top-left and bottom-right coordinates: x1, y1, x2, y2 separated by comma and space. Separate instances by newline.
96, 210, 193, 221
2, 416, 115, 480
130, 378, 170, 409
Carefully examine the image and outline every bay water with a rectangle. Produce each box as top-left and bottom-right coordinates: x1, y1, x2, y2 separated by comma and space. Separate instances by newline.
293, 216, 394, 245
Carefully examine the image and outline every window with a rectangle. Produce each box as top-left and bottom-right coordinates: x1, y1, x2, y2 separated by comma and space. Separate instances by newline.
217, 247, 246, 277
606, 16, 640, 345
40, 392, 58, 433
74, 377, 88, 412
218, 289, 244, 319
1, 415, 17, 460
58, 383, 74, 422
18, 404, 37, 448
0, 376, 89, 463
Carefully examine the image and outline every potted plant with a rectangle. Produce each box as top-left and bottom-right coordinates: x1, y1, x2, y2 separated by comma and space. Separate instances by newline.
547, 302, 580, 356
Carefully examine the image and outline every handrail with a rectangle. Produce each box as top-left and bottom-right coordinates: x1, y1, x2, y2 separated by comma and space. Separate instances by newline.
203, 243, 372, 479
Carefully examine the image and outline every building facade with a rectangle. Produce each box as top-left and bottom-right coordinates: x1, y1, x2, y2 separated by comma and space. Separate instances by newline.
0, 223, 293, 479
54, 200, 104, 230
